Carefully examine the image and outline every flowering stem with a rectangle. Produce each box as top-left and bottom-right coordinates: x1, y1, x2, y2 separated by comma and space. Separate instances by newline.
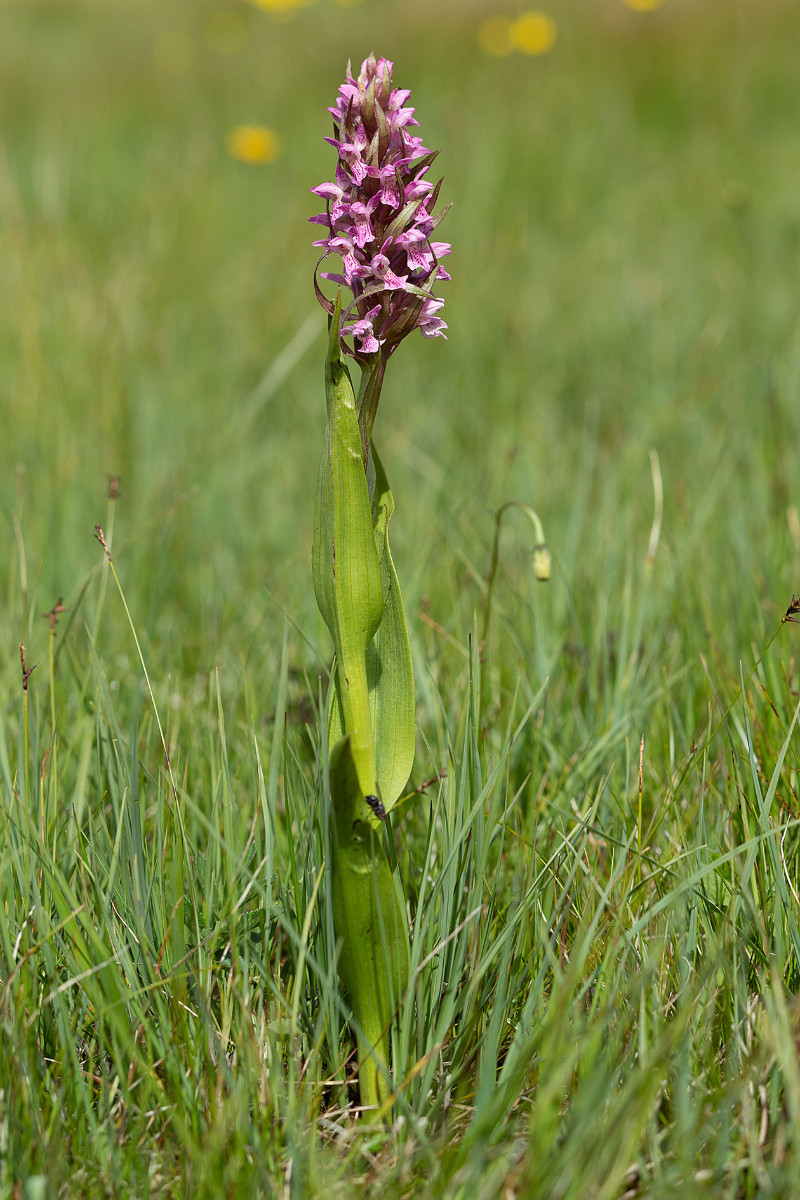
310, 52, 448, 1114
357, 355, 387, 467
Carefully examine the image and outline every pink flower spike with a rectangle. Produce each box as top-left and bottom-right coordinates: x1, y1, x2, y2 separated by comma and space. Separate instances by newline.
311, 52, 450, 361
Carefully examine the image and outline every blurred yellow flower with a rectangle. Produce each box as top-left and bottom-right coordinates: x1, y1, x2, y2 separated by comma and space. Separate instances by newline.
510, 12, 557, 56
621, 0, 666, 9
477, 16, 513, 57
227, 125, 282, 164
204, 9, 246, 53
248, 0, 315, 11
154, 31, 194, 75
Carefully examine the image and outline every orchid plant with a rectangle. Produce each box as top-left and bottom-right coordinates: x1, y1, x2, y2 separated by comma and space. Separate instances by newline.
309, 54, 450, 1109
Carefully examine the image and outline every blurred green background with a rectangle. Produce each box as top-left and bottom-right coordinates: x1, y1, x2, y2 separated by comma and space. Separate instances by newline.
2, 0, 799, 700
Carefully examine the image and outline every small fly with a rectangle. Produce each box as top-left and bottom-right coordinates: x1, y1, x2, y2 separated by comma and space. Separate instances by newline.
365, 793, 387, 821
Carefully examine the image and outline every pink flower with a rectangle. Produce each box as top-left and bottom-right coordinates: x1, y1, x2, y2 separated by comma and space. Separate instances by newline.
343, 304, 384, 355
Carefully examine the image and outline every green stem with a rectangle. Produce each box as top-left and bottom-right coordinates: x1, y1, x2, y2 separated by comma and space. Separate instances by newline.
329, 738, 409, 1111
92, 488, 117, 646
22, 681, 30, 838
482, 501, 550, 645
357, 356, 387, 471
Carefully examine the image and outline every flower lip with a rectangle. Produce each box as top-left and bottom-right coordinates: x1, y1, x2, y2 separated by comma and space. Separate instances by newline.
311, 52, 450, 362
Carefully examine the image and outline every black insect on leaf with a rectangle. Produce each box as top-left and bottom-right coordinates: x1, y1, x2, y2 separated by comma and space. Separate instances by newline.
365, 793, 387, 821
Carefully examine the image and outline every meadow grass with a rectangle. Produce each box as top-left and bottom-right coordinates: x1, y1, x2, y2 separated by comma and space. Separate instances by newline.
2, 0, 800, 1195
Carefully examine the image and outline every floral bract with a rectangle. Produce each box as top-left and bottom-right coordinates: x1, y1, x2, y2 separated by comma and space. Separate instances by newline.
310, 54, 451, 362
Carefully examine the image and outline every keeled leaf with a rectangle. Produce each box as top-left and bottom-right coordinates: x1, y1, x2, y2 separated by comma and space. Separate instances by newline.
366, 444, 415, 812
328, 735, 410, 1107
327, 443, 415, 815
312, 295, 383, 798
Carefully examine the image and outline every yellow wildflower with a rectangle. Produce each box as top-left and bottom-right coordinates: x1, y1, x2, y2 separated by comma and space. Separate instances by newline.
248, 0, 315, 12
621, 0, 666, 10
510, 12, 557, 56
227, 125, 282, 165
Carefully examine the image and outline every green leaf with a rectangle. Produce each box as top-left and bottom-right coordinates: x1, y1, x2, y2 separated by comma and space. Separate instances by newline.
329, 735, 410, 1108
312, 295, 384, 798
367, 443, 415, 812
327, 443, 415, 815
